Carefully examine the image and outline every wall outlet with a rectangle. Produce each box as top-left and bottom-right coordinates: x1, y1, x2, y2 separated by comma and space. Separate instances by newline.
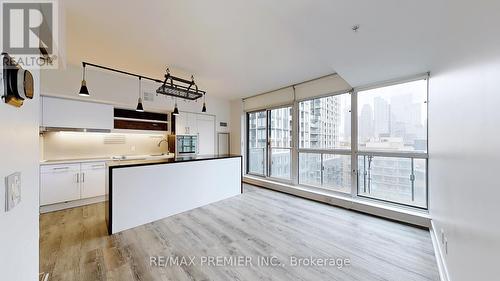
5, 172, 21, 212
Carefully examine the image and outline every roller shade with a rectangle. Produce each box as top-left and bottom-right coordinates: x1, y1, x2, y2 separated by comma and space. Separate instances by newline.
294, 74, 351, 100
243, 86, 294, 111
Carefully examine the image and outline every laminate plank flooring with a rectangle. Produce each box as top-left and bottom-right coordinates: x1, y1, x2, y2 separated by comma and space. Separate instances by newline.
40, 184, 439, 281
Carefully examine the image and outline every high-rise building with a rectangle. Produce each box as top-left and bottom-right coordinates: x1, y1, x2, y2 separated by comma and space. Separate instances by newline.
359, 104, 374, 142
374, 97, 390, 136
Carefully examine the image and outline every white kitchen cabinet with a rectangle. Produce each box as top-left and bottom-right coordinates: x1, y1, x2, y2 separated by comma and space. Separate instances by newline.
175, 113, 187, 135
186, 113, 198, 134
80, 162, 106, 199
197, 115, 215, 155
41, 96, 113, 130
176, 112, 198, 135
40, 161, 106, 206
175, 112, 216, 154
40, 164, 81, 205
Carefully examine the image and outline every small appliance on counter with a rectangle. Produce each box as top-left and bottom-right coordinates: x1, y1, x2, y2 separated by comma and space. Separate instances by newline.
168, 134, 198, 156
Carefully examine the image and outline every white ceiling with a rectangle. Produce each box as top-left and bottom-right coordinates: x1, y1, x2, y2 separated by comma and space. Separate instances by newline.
63, 0, 500, 99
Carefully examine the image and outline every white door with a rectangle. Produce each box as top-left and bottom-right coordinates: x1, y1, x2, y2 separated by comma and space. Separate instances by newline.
80, 162, 106, 199
197, 115, 215, 155
40, 164, 81, 205
218, 133, 230, 155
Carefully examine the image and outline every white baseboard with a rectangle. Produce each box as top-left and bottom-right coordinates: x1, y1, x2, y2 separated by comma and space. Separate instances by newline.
40, 195, 106, 213
430, 220, 451, 281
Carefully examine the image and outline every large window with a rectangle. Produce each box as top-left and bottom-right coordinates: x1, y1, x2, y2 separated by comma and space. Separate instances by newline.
247, 111, 267, 175
246, 76, 429, 209
299, 94, 351, 149
356, 79, 428, 208
247, 107, 292, 180
269, 107, 292, 180
299, 153, 351, 193
298, 93, 352, 193
357, 79, 427, 152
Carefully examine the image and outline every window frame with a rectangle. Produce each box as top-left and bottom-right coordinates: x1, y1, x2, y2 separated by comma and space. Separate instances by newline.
245, 105, 294, 185
296, 90, 353, 196
245, 73, 430, 210
352, 74, 429, 209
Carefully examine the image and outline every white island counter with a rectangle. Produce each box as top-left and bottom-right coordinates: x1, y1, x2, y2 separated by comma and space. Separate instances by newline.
105, 155, 242, 234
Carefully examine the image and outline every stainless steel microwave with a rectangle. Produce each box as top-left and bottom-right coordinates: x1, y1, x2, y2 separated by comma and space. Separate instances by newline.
168, 134, 198, 156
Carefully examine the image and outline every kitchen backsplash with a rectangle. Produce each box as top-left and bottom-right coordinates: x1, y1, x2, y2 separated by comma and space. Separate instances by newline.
40, 131, 169, 160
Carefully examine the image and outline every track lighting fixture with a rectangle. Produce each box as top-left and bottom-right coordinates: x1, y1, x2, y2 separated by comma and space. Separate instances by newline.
78, 63, 89, 96
136, 77, 144, 112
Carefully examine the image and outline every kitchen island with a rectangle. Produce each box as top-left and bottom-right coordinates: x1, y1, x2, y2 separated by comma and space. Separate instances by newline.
105, 154, 242, 234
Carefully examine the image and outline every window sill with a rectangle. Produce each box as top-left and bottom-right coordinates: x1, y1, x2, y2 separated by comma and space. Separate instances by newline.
243, 175, 430, 228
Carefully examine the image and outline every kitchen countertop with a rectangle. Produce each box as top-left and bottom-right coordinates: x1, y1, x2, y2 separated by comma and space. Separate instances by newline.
40, 153, 175, 165
107, 154, 242, 169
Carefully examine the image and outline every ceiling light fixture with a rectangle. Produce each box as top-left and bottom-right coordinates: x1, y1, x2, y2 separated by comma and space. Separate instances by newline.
173, 98, 180, 115
78, 63, 90, 96
136, 77, 144, 112
352, 24, 360, 32
201, 93, 207, 113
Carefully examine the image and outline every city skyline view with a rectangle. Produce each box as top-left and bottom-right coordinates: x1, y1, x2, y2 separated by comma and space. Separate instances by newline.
247, 78, 428, 208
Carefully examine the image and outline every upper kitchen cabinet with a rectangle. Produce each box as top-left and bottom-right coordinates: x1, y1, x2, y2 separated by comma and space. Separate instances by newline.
174, 112, 214, 135
114, 108, 168, 132
41, 96, 113, 130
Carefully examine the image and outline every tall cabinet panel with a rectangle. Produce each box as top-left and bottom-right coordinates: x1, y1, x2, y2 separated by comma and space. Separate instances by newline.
198, 115, 216, 155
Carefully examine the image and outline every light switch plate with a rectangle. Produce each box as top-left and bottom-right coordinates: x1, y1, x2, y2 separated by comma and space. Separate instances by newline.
5, 172, 21, 212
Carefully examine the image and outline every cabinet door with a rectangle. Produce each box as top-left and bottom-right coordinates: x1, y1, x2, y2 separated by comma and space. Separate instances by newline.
197, 115, 215, 155
186, 113, 198, 134
175, 113, 187, 135
80, 162, 106, 199
42, 96, 113, 129
40, 164, 81, 205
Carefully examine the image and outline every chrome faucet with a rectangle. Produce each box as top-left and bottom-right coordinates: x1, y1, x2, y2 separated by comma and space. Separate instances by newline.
157, 138, 168, 147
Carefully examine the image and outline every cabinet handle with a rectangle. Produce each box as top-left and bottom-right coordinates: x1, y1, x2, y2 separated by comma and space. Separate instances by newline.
82, 172, 85, 183
76, 173, 79, 183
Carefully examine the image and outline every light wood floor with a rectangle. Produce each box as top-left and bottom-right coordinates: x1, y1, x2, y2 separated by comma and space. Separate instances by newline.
40, 184, 439, 281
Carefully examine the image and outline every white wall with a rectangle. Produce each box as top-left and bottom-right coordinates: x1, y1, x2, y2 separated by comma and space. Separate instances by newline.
429, 57, 500, 281
41, 64, 231, 133
229, 99, 244, 156
0, 70, 40, 280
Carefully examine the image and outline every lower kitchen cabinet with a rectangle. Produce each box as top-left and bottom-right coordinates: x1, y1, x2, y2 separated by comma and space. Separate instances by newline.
80, 162, 106, 199
40, 164, 81, 205
40, 161, 106, 206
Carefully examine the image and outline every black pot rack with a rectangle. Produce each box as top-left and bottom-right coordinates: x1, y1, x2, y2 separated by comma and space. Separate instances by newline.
82, 62, 205, 101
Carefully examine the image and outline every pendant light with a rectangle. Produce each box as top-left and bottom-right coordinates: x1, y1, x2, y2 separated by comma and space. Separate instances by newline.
78, 63, 90, 96
201, 93, 207, 113
173, 98, 180, 115
136, 77, 144, 112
